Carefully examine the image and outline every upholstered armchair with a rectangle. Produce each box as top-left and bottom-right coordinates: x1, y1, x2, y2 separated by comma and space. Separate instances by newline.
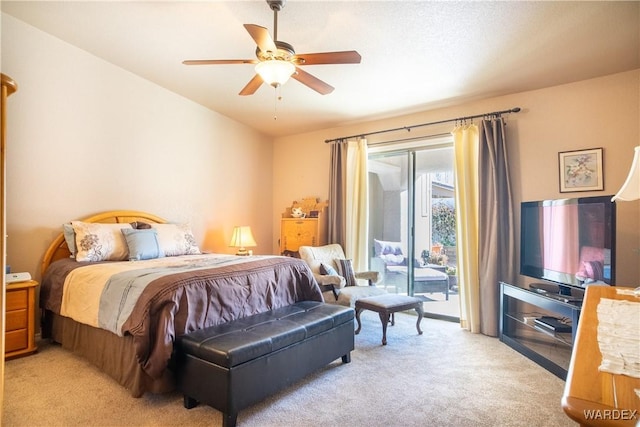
299, 244, 386, 307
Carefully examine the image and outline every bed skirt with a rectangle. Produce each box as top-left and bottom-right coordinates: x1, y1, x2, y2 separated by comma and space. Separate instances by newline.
44, 311, 174, 397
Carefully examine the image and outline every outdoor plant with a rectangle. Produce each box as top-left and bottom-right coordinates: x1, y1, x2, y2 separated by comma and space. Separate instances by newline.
427, 250, 448, 266
432, 199, 456, 246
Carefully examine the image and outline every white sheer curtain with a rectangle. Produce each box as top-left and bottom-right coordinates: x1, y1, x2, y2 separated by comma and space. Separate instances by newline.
452, 124, 481, 332
345, 138, 369, 272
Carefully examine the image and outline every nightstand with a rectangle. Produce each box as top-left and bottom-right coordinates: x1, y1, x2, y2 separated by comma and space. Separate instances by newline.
5, 280, 38, 359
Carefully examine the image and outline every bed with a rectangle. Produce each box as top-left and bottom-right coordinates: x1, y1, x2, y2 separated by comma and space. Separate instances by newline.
39, 210, 323, 397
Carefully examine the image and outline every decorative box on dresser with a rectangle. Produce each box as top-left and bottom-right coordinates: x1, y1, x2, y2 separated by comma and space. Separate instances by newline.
280, 197, 328, 256
5, 280, 38, 359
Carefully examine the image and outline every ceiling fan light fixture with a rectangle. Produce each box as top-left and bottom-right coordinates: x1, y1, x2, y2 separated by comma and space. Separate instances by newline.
255, 60, 295, 88
184, 0, 360, 96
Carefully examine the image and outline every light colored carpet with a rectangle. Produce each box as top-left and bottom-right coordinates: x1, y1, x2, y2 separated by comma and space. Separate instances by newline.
2, 312, 574, 427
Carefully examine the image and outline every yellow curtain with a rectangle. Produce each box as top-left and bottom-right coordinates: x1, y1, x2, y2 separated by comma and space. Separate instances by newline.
345, 138, 369, 272
452, 125, 481, 332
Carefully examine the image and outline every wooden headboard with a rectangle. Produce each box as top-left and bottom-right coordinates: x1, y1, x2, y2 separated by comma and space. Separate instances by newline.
41, 210, 167, 276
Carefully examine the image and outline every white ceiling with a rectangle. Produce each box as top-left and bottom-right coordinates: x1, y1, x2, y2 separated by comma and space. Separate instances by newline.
2, 1, 639, 138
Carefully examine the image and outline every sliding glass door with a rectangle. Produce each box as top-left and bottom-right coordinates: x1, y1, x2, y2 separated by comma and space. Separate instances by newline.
368, 140, 459, 320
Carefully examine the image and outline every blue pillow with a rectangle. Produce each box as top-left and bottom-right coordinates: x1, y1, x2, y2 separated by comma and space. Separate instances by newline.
121, 228, 161, 261
62, 223, 77, 257
320, 262, 339, 276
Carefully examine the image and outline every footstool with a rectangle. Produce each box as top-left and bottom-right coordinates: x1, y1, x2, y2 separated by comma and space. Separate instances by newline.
354, 294, 424, 345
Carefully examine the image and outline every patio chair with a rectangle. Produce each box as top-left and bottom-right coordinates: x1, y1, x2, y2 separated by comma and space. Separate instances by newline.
370, 239, 450, 299
299, 244, 386, 307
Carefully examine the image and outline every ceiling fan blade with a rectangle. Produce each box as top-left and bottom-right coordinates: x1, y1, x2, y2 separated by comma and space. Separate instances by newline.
294, 51, 361, 65
244, 24, 277, 54
183, 59, 258, 65
239, 74, 264, 96
291, 67, 334, 95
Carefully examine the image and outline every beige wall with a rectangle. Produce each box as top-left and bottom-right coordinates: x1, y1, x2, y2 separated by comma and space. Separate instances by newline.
3, 14, 639, 286
2, 14, 274, 280
273, 70, 640, 286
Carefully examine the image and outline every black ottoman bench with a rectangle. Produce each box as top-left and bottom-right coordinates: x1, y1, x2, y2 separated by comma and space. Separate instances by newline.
174, 301, 354, 427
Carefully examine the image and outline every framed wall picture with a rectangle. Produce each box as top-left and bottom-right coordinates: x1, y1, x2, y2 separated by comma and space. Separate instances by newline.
558, 148, 604, 193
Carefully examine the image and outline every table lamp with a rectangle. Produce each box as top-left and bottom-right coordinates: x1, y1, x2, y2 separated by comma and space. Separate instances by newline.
612, 146, 640, 202
229, 226, 257, 256
612, 146, 640, 284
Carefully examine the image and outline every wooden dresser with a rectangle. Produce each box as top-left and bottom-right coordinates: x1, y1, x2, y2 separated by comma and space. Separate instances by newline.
5, 280, 38, 359
280, 217, 327, 255
279, 197, 328, 256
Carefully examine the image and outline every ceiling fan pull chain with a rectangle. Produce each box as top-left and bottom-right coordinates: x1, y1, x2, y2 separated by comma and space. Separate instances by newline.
273, 84, 284, 120
273, 87, 278, 120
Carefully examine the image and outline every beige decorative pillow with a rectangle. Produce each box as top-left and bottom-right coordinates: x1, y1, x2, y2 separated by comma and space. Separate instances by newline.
151, 223, 201, 257
71, 221, 132, 262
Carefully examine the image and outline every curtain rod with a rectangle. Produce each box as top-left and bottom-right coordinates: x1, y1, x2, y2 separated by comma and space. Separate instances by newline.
324, 107, 521, 144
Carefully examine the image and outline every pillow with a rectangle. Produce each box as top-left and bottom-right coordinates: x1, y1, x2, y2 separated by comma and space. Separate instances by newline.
130, 221, 153, 230
320, 262, 339, 276
151, 223, 201, 257
62, 223, 77, 257
71, 221, 132, 262
583, 260, 604, 281
121, 228, 161, 261
335, 259, 357, 287
374, 239, 403, 257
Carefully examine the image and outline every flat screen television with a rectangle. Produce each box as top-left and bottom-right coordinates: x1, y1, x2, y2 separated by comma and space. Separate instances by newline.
520, 195, 616, 295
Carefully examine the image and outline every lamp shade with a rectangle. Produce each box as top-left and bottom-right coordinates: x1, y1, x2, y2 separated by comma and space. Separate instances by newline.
612, 146, 640, 202
255, 60, 295, 88
229, 226, 257, 256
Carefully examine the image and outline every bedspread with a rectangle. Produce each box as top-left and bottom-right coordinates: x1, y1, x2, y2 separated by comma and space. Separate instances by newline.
42, 254, 323, 378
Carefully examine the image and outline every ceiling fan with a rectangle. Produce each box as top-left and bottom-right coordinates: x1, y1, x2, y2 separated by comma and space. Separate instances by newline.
183, 0, 361, 96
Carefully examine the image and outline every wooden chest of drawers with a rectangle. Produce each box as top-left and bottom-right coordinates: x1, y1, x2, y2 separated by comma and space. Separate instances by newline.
280, 217, 327, 255
5, 280, 38, 359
